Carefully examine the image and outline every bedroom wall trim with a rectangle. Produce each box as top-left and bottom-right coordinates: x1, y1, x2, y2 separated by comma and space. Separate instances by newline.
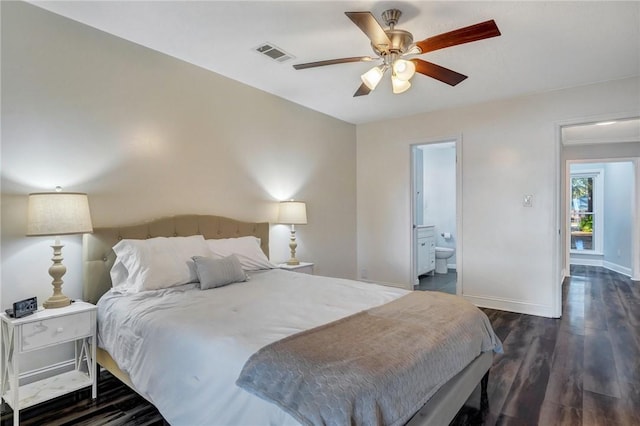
603, 261, 633, 278
570, 255, 603, 267
571, 256, 633, 278
463, 294, 554, 318
553, 116, 562, 318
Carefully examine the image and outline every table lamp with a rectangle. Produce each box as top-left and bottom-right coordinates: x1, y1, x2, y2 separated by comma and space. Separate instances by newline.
278, 200, 307, 265
27, 191, 93, 308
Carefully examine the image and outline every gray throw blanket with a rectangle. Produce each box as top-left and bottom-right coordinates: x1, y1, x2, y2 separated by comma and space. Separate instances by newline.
236, 291, 502, 426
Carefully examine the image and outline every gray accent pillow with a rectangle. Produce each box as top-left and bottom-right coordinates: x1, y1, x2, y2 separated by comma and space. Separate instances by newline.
192, 254, 248, 290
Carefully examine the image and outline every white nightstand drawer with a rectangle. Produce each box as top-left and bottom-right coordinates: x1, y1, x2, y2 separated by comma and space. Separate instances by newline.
21, 312, 92, 352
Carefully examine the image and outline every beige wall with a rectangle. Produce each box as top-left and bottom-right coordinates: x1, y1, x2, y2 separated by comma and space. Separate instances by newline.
1, 1, 357, 318
357, 77, 640, 317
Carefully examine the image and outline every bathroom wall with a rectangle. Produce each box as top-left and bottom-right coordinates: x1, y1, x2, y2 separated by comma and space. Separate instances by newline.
422, 142, 457, 268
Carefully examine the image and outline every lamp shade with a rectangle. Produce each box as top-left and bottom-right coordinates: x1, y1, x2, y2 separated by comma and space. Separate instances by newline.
392, 76, 412, 94
27, 192, 93, 236
361, 66, 385, 90
392, 59, 416, 81
278, 201, 307, 225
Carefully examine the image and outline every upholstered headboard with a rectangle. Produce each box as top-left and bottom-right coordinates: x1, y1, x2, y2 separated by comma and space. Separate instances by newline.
82, 215, 269, 304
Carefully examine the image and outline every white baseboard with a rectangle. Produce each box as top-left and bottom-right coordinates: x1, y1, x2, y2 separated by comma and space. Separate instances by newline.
602, 261, 632, 277
463, 294, 556, 318
570, 259, 633, 278
570, 257, 603, 267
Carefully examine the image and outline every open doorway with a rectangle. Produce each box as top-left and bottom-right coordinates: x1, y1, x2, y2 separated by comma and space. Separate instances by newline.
410, 138, 462, 295
557, 116, 640, 317
568, 160, 635, 276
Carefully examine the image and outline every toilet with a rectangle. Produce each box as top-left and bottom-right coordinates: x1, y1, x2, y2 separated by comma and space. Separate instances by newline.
435, 247, 454, 274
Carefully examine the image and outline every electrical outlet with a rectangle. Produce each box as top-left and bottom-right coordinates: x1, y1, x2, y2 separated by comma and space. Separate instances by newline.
360, 268, 368, 279
523, 195, 533, 207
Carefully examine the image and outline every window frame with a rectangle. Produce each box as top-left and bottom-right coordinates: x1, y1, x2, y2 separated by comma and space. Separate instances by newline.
569, 168, 604, 255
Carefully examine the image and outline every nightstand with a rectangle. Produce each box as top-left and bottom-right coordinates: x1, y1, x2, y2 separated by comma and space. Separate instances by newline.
278, 262, 314, 275
1, 301, 97, 426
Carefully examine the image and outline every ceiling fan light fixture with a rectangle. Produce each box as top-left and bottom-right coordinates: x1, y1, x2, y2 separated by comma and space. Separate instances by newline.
295, 10, 501, 98
361, 65, 386, 90
392, 75, 411, 94
392, 59, 416, 81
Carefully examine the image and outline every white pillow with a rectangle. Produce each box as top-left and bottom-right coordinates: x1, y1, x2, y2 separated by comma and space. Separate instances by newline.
205, 236, 276, 271
110, 235, 210, 292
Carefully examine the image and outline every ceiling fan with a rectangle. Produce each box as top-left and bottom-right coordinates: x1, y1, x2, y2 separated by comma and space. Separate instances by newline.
293, 9, 501, 97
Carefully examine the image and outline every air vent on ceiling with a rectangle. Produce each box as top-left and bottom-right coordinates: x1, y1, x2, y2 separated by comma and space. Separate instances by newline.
254, 43, 295, 63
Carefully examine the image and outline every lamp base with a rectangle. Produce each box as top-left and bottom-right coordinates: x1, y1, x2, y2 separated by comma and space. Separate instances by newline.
287, 227, 300, 266
43, 294, 71, 309
44, 241, 71, 309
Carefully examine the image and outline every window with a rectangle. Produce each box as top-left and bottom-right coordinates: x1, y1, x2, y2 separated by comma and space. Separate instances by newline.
570, 169, 603, 253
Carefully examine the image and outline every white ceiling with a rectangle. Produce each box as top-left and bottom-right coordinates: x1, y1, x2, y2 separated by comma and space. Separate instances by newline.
563, 118, 640, 146
30, 1, 640, 124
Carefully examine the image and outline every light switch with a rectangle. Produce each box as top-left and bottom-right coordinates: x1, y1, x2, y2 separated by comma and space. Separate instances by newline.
523, 195, 533, 207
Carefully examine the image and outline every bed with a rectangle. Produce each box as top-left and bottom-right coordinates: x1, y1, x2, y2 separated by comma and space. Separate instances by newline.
83, 215, 501, 426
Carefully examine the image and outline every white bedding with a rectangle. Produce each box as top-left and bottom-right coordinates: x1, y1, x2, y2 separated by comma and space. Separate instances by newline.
97, 269, 409, 425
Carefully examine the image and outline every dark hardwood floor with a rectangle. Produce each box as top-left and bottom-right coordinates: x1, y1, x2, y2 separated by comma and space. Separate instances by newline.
2, 265, 637, 425
453, 265, 640, 426
0, 371, 167, 426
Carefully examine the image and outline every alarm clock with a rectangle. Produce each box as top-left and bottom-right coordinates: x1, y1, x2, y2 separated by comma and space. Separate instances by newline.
5, 297, 38, 318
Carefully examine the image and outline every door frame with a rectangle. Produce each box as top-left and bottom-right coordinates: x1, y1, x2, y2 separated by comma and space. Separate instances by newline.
409, 135, 463, 295
555, 112, 640, 317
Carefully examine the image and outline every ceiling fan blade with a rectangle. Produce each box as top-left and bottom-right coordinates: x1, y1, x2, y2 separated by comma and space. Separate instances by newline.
412, 59, 468, 86
353, 82, 372, 97
345, 12, 392, 50
416, 20, 501, 54
293, 56, 374, 70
